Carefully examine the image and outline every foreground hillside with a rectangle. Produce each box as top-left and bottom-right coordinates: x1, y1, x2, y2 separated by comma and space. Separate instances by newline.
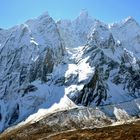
1, 118, 140, 140
0, 107, 140, 140
48, 121, 140, 140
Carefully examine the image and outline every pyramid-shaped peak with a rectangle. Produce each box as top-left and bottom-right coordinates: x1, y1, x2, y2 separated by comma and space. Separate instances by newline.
123, 16, 137, 24
78, 9, 89, 18
38, 11, 51, 20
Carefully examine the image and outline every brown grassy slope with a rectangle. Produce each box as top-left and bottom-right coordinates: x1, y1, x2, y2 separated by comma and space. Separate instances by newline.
0, 120, 140, 140
48, 121, 140, 140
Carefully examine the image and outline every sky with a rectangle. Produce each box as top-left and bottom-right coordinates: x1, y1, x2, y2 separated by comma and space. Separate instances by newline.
0, 0, 140, 29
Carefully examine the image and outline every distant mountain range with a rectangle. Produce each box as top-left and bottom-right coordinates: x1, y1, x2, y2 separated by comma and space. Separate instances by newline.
0, 11, 140, 135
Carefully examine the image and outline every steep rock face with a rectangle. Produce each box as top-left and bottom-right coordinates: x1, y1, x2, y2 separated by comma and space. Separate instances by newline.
67, 23, 140, 106
110, 17, 140, 56
0, 13, 64, 131
57, 10, 95, 48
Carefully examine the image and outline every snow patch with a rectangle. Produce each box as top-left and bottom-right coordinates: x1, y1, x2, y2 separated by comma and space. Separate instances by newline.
114, 107, 129, 120
30, 39, 39, 46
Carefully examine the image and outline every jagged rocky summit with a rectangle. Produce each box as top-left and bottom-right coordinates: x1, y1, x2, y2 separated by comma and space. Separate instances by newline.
0, 11, 140, 132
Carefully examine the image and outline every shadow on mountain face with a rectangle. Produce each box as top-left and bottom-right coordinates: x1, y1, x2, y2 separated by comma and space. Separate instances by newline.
0, 46, 67, 132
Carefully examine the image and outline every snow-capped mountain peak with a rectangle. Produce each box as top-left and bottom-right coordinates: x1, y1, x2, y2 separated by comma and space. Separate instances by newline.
77, 9, 89, 19
123, 16, 139, 25
0, 11, 140, 133
38, 11, 50, 19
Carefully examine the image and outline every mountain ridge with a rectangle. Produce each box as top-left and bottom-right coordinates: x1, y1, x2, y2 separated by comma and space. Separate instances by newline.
0, 11, 140, 133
